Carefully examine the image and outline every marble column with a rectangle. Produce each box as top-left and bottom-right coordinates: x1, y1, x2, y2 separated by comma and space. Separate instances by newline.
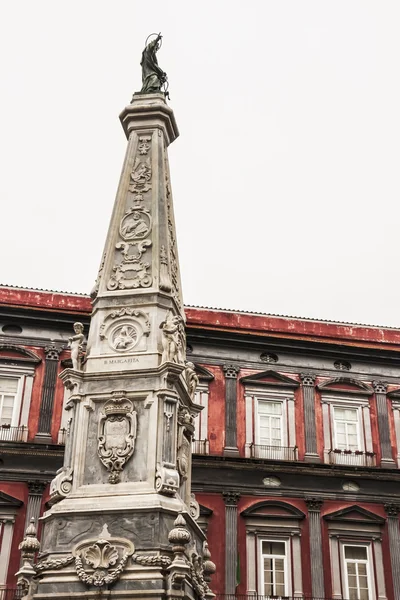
223, 365, 240, 456
385, 503, 400, 599
305, 498, 325, 598
300, 373, 319, 462
223, 491, 240, 595
35, 344, 62, 442
373, 382, 396, 468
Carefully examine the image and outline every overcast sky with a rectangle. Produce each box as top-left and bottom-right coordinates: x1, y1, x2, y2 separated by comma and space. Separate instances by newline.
1, 1, 400, 327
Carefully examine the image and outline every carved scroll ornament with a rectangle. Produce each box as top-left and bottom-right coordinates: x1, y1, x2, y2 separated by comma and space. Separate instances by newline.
98, 395, 137, 484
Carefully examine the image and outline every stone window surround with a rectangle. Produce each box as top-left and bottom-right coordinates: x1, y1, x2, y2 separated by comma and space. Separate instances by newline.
387, 393, 400, 468
326, 519, 386, 600
321, 394, 373, 463
193, 382, 209, 444
0, 508, 19, 586
245, 386, 296, 458
0, 365, 35, 430
341, 542, 373, 600
243, 508, 304, 598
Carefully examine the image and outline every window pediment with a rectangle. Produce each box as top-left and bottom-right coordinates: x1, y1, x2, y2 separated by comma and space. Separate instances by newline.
241, 500, 305, 520
240, 370, 299, 389
0, 344, 41, 365
324, 505, 384, 525
317, 377, 373, 396
194, 364, 214, 382
0, 490, 23, 509
199, 504, 213, 516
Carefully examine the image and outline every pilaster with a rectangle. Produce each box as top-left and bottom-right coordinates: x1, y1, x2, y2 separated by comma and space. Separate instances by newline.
305, 498, 325, 598
24, 481, 47, 533
373, 382, 396, 468
35, 345, 62, 442
223, 491, 240, 594
223, 365, 240, 456
385, 503, 400, 599
300, 373, 319, 462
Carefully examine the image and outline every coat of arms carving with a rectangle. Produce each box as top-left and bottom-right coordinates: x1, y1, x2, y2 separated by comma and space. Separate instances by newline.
98, 394, 137, 484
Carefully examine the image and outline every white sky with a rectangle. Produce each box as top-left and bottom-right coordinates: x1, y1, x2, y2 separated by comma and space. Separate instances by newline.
1, 1, 400, 327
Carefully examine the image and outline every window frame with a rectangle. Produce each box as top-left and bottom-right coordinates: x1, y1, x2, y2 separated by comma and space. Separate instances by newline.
245, 386, 296, 458
255, 398, 286, 448
321, 394, 372, 464
333, 405, 361, 452
342, 542, 373, 600
258, 537, 289, 598
0, 371, 24, 427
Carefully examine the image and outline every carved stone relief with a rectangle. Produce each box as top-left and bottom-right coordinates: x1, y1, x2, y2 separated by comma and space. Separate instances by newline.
155, 463, 179, 496
164, 152, 182, 309
98, 393, 137, 484
100, 308, 150, 353
107, 135, 154, 292
159, 244, 172, 292
49, 466, 73, 503
72, 525, 135, 588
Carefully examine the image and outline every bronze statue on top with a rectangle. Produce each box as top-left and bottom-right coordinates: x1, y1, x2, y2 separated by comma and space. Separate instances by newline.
140, 33, 169, 97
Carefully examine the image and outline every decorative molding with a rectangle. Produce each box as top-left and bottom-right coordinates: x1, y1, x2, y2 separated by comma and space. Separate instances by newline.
317, 377, 373, 395
44, 345, 62, 361
305, 497, 323, 512
300, 373, 316, 387
27, 481, 47, 495
240, 369, 299, 388
373, 381, 388, 394
241, 499, 305, 519
155, 463, 179, 496
49, 467, 73, 503
194, 364, 215, 382
385, 503, 400, 517
260, 352, 278, 364
334, 360, 351, 371
222, 491, 240, 506
0, 344, 41, 364
324, 505, 385, 524
223, 364, 240, 379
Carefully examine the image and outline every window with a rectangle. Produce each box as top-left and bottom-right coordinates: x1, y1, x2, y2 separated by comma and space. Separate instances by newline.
343, 545, 371, 600
321, 396, 375, 466
260, 540, 287, 597
243, 501, 305, 597
334, 407, 360, 451
0, 377, 19, 425
257, 402, 283, 446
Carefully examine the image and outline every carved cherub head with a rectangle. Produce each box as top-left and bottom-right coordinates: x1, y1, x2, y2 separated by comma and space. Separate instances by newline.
73, 322, 84, 334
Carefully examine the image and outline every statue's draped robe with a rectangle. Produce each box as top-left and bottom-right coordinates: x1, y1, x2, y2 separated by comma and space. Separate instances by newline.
140, 40, 164, 93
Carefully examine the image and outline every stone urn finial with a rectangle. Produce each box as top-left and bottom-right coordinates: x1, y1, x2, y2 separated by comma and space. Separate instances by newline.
16, 518, 41, 594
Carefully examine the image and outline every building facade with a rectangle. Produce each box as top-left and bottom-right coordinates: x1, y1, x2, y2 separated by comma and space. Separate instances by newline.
1, 285, 400, 599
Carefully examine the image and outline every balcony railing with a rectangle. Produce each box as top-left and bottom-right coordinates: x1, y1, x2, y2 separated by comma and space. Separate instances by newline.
328, 449, 376, 467
250, 444, 298, 461
192, 439, 210, 455
0, 426, 28, 442
0, 588, 23, 600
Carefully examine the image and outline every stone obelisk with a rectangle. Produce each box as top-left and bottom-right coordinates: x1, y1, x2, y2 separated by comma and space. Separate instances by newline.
17, 36, 215, 600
